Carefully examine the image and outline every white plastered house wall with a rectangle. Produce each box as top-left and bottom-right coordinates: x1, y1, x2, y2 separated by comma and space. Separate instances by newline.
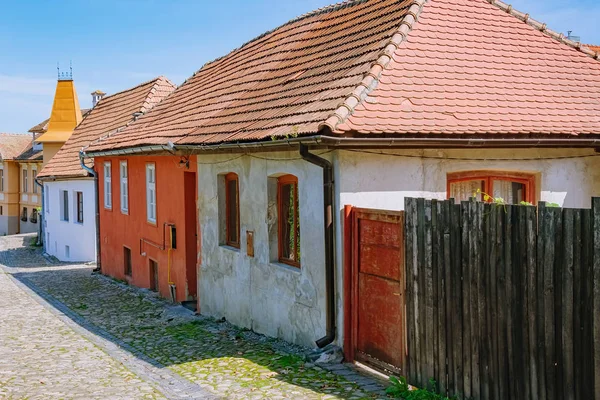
196, 146, 600, 349
332, 147, 600, 346
196, 150, 328, 348
44, 179, 96, 262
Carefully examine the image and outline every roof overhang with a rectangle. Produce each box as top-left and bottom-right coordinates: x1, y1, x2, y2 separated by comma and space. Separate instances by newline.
36, 131, 73, 143
83, 134, 600, 158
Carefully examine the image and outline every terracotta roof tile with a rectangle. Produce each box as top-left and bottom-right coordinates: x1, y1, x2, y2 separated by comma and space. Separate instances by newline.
0, 133, 35, 161
15, 134, 43, 162
38, 77, 175, 179
337, 0, 600, 136
87, 0, 600, 152
86, 0, 418, 151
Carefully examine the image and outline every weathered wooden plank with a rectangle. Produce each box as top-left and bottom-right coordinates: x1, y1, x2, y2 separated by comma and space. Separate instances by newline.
424, 200, 435, 386
592, 198, 600, 400
517, 205, 530, 400
461, 201, 472, 399
416, 197, 426, 386
470, 200, 481, 400
572, 210, 582, 400
542, 203, 558, 399
553, 208, 564, 400
562, 209, 575, 400
505, 204, 518, 400
405, 198, 418, 384
581, 208, 593, 400
431, 200, 439, 390
536, 202, 548, 399
451, 202, 463, 399
437, 200, 448, 396
481, 203, 493, 400
526, 205, 538, 400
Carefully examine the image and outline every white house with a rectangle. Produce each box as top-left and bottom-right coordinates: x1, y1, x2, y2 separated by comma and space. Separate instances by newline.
82, 0, 600, 358
37, 77, 175, 262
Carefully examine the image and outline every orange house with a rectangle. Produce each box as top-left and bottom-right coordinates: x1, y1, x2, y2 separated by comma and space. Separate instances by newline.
96, 155, 198, 306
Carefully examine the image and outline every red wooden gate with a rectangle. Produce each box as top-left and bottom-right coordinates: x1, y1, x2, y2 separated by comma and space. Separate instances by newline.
350, 207, 406, 374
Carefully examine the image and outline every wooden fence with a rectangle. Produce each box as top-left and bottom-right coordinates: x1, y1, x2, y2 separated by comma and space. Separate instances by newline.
404, 198, 600, 400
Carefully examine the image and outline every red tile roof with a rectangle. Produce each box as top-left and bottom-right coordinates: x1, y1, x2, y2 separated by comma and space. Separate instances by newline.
15, 134, 43, 162
587, 45, 600, 54
87, 0, 600, 153
336, 0, 600, 135
0, 133, 35, 161
39, 77, 176, 179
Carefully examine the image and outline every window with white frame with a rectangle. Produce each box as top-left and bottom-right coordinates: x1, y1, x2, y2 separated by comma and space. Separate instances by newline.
120, 161, 128, 213
104, 162, 112, 209
32, 169, 38, 194
146, 163, 156, 223
22, 169, 28, 194
61, 190, 69, 222
45, 184, 50, 213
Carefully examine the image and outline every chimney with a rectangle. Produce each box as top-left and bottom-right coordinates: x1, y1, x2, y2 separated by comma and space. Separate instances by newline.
567, 30, 581, 43
91, 90, 106, 107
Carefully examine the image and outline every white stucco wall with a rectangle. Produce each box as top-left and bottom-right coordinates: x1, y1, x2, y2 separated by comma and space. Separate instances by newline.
44, 179, 96, 262
197, 151, 329, 348
333, 147, 600, 347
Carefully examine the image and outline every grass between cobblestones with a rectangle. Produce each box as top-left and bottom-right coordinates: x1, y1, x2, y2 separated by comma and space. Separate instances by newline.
19, 268, 383, 399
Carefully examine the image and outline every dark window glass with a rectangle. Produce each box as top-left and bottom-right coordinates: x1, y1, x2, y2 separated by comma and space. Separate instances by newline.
225, 174, 239, 247
124, 247, 132, 276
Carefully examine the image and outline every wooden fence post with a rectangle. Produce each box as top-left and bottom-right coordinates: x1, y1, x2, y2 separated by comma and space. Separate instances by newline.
593, 198, 600, 400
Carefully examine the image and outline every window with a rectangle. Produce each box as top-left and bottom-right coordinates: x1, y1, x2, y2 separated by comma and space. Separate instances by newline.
22, 169, 28, 193
447, 171, 536, 205
124, 247, 132, 276
76, 192, 84, 224
278, 175, 301, 267
225, 173, 240, 247
45, 185, 50, 213
30, 209, 38, 223
0, 169, 4, 192
146, 163, 156, 223
104, 162, 112, 209
32, 170, 38, 194
65, 245, 70, 259
61, 190, 69, 221
21, 207, 27, 222
120, 161, 128, 213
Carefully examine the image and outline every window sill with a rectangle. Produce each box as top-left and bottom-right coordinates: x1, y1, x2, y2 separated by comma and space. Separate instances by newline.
121, 210, 129, 215
219, 244, 240, 253
269, 261, 302, 274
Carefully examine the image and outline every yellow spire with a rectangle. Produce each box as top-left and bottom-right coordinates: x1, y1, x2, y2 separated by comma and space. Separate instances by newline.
37, 78, 83, 143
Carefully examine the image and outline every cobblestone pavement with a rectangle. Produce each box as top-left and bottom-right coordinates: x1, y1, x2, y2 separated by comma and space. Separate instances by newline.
0, 238, 164, 399
0, 234, 388, 399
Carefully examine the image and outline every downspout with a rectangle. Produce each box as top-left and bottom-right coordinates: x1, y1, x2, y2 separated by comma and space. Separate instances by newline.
300, 144, 335, 348
79, 150, 101, 272
34, 178, 44, 247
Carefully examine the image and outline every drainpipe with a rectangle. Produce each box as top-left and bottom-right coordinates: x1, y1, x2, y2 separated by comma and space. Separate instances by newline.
79, 150, 101, 272
34, 178, 44, 247
299, 144, 335, 348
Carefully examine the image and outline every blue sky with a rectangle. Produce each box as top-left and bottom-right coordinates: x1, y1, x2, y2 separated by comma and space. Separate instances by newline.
1, 0, 598, 133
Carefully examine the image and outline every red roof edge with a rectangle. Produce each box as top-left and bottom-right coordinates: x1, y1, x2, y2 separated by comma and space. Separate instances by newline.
320, 0, 427, 133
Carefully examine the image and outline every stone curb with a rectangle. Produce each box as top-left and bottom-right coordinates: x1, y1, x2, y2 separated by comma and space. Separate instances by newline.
0, 265, 217, 400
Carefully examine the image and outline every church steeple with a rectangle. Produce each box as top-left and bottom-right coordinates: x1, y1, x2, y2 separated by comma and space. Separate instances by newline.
37, 64, 83, 143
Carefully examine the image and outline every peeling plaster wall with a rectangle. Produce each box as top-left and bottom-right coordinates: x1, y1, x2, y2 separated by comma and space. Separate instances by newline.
197, 151, 328, 348
334, 147, 600, 347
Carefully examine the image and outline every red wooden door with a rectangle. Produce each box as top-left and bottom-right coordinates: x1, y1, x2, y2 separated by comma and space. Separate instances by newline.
352, 208, 405, 374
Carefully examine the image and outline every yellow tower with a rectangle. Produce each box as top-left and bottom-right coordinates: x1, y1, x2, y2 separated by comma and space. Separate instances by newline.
36, 67, 83, 166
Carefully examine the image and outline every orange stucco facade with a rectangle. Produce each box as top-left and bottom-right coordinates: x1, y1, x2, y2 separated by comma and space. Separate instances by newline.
97, 155, 198, 303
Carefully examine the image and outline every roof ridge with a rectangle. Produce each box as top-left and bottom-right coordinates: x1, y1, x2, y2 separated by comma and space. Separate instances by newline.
94, 76, 174, 106
320, 0, 427, 132
486, 0, 599, 60
139, 76, 177, 113
0, 132, 28, 136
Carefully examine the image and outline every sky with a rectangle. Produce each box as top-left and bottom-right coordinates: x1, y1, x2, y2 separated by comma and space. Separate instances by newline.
0, 0, 599, 134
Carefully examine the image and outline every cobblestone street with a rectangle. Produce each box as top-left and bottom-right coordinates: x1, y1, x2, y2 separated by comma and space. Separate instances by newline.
0, 234, 386, 399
